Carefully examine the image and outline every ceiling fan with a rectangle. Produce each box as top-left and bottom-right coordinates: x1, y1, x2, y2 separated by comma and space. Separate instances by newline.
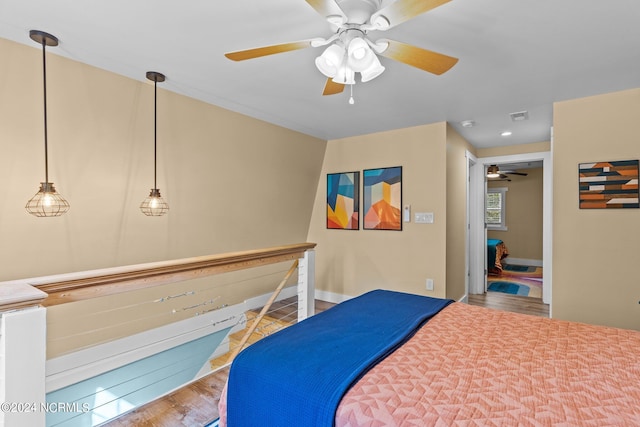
487, 165, 529, 181
224, 0, 459, 97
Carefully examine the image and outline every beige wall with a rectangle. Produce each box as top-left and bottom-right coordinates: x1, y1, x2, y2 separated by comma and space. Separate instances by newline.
307, 123, 449, 299
553, 88, 640, 330
477, 141, 551, 158
0, 37, 326, 281
487, 167, 543, 261
446, 124, 476, 300
0, 38, 327, 356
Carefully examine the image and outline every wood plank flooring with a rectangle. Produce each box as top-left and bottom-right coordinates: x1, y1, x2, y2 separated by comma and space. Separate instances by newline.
103, 292, 547, 426
468, 292, 549, 317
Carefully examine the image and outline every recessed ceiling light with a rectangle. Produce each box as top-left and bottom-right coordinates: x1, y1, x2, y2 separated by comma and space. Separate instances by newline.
460, 120, 475, 128
501, 131, 512, 137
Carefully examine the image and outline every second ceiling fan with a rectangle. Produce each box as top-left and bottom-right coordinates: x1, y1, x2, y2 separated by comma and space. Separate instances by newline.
225, 0, 459, 96
487, 165, 529, 181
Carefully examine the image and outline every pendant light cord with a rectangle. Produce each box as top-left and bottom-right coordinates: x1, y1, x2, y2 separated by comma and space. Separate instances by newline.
153, 78, 157, 192
41, 40, 49, 184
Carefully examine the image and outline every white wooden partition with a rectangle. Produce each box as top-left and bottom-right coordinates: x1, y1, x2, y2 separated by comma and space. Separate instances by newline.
0, 243, 315, 427
0, 285, 48, 427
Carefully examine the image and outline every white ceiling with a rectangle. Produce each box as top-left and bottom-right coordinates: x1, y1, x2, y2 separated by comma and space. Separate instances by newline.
1, 0, 639, 148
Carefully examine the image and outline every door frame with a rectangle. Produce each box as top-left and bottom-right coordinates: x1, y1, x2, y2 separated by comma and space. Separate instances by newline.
469, 150, 553, 307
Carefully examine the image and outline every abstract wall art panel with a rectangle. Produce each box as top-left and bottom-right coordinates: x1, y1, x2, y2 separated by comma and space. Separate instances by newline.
327, 171, 359, 229
363, 166, 402, 230
579, 160, 639, 209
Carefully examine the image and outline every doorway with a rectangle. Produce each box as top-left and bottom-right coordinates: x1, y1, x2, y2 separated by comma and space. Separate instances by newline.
469, 151, 552, 307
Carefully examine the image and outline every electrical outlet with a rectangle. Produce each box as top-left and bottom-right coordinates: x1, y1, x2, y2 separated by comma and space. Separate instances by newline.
426, 278, 434, 291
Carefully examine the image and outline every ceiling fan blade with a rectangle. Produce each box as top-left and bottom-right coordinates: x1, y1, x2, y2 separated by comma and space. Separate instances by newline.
322, 78, 345, 95
225, 41, 312, 61
372, 0, 451, 30
378, 39, 458, 75
306, 0, 345, 19
504, 171, 528, 176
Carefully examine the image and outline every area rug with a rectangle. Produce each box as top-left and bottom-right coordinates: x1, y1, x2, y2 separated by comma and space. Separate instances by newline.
503, 264, 537, 273
488, 281, 530, 296
501, 264, 542, 281
487, 264, 542, 298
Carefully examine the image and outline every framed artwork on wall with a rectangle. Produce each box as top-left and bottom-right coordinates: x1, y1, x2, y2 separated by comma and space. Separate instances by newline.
363, 166, 402, 230
578, 160, 639, 209
327, 171, 359, 229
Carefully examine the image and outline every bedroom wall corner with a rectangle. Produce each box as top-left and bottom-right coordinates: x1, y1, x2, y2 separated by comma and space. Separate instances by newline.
307, 123, 448, 300
445, 124, 476, 301
553, 88, 640, 331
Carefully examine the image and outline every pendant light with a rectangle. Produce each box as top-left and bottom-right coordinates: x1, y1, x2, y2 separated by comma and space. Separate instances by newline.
25, 30, 70, 217
139, 71, 169, 216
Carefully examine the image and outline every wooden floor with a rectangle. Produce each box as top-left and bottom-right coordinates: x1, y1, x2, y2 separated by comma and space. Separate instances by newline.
104, 292, 547, 426
468, 291, 549, 317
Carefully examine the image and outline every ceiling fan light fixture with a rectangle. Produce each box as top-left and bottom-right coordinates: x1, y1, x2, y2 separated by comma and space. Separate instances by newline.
326, 14, 346, 26
332, 66, 355, 85
487, 165, 501, 178
360, 55, 385, 82
367, 39, 390, 54
315, 44, 345, 78
347, 38, 376, 72
348, 37, 369, 60
371, 14, 390, 30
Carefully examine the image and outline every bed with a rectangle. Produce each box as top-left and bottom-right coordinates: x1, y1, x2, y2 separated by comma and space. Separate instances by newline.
487, 238, 509, 274
219, 290, 640, 426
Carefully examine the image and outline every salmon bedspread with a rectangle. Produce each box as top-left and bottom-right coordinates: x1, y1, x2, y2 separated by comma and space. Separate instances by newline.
220, 300, 640, 426
336, 302, 640, 426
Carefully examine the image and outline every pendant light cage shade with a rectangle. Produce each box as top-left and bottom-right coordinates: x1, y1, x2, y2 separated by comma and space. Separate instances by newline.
26, 30, 70, 217
25, 182, 70, 217
140, 188, 169, 216
140, 71, 169, 216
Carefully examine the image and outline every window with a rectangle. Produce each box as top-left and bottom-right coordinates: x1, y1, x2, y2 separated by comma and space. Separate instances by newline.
486, 187, 507, 231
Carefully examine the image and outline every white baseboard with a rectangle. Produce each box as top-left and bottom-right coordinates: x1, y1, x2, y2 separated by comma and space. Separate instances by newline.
458, 294, 468, 303
314, 289, 352, 305
504, 257, 543, 267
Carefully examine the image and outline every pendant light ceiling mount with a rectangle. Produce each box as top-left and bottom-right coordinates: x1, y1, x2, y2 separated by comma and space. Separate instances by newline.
146, 71, 165, 84
29, 30, 59, 47
139, 70, 169, 216
25, 29, 70, 218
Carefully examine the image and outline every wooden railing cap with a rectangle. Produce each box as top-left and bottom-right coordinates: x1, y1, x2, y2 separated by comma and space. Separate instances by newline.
0, 283, 48, 312
0, 242, 316, 308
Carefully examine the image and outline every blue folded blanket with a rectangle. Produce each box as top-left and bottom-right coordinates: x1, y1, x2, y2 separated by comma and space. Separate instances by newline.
226, 289, 453, 427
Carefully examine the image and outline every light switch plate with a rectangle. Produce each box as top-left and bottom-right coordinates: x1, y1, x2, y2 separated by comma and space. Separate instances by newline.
415, 212, 434, 224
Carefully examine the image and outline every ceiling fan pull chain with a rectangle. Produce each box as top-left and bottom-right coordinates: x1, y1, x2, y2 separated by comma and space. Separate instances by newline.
349, 84, 355, 105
